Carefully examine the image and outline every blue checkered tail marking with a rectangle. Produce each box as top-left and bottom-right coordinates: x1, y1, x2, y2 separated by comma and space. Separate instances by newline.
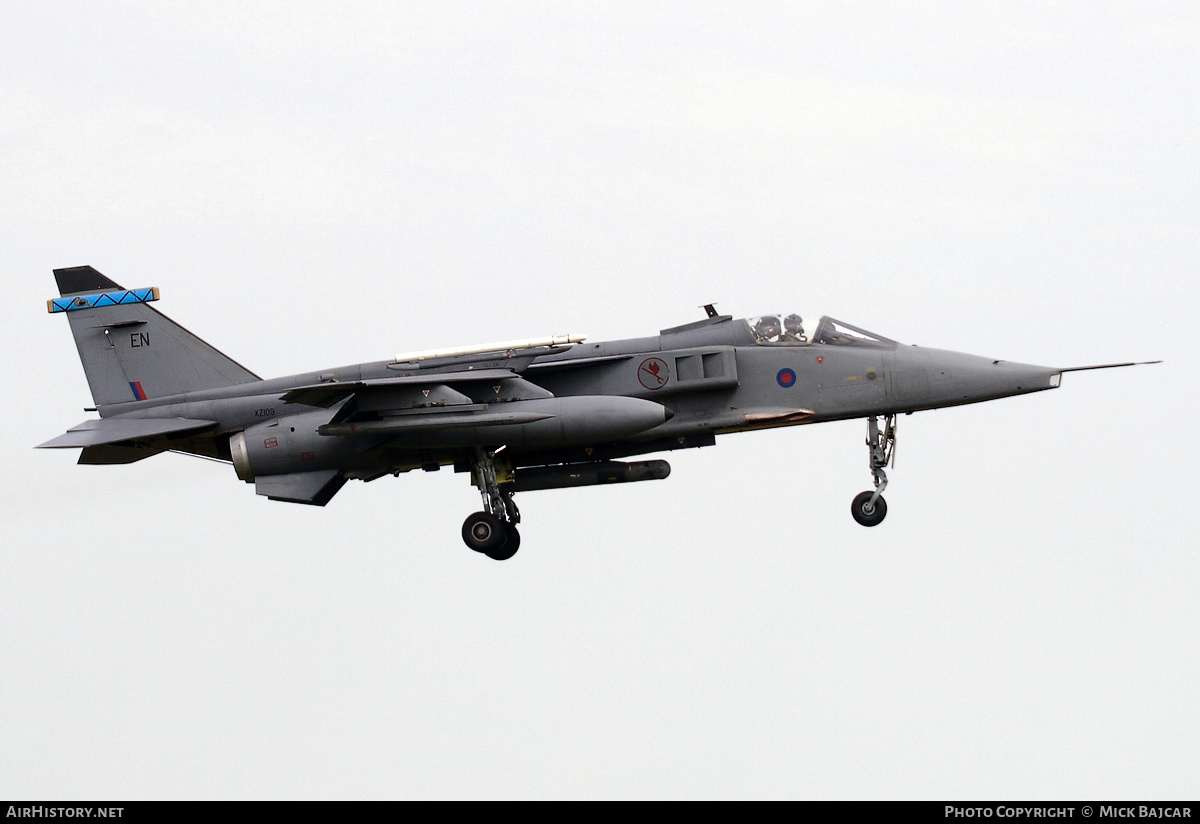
47, 288, 159, 313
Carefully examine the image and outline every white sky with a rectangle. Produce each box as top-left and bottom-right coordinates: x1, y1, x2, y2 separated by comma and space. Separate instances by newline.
1, 1, 1196, 800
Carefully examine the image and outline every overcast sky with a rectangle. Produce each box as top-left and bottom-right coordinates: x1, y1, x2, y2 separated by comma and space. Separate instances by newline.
2, 2, 1196, 800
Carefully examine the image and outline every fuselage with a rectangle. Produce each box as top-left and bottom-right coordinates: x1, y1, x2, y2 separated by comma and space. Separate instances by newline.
97, 312, 1061, 476
43, 265, 1145, 548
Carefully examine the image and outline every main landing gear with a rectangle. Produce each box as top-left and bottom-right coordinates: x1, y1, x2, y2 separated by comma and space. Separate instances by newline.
462, 447, 521, 560
851, 414, 896, 527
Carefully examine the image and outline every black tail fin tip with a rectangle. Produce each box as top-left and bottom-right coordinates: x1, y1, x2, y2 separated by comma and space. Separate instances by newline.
54, 266, 123, 296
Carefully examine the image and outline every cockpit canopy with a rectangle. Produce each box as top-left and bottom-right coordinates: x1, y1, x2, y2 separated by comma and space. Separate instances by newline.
748, 314, 897, 348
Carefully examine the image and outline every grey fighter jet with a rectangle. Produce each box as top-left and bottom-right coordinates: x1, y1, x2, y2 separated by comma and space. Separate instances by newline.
40, 266, 1156, 559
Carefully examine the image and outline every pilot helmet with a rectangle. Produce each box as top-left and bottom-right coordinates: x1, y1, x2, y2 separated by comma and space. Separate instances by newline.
784, 314, 804, 333
755, 316, 781, 338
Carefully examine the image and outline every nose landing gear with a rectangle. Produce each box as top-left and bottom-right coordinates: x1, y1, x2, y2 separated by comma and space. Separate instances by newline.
852, 414, 895, 527
462, 447, 521, 560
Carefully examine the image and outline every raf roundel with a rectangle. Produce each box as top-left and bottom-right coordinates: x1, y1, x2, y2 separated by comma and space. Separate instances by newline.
776, 368, 797, 388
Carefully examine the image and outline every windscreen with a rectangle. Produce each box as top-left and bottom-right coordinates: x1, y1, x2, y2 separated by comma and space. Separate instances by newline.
748, 314, 896, 348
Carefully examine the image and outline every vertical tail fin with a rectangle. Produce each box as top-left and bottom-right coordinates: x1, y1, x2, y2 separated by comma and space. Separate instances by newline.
50, 266, 260, 407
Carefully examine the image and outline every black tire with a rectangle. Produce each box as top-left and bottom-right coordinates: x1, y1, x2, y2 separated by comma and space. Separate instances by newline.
486, 524, 521, 561
851, 491, 887, 527
462, 511, 507, 553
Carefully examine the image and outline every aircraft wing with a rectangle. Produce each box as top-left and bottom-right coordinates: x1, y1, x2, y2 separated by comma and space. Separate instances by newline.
274, 368, 668, 449
525, 353, 634, 371
281, 354, 646, 408
37, 417, 217, 448
280, 369, 547, 407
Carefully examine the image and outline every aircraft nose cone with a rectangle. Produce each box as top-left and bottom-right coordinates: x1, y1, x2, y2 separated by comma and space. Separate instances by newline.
891, 347, 1061, 410
969, 359, 1062, 398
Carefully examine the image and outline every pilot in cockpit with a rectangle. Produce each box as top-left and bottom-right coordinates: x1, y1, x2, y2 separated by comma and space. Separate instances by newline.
780, 314, 806, 342
754, 316, 782, 342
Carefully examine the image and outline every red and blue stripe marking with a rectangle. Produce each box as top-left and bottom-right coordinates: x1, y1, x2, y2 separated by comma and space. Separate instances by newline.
129, 381, 147, 401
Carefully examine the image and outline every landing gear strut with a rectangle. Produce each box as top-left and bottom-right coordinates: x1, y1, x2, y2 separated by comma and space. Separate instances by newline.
852, 414, 895, 527
462, 447, 521, 560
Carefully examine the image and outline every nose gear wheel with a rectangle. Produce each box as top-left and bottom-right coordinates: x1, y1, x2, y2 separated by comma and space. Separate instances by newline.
852, 414, 895, 527
851, 490, 888, 527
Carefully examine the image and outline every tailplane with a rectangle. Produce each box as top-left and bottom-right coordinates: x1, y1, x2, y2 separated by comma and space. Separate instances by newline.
50, 266, 260, 407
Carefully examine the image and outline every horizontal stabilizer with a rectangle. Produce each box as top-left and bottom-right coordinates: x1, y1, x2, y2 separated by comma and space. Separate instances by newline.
78, 443, 168, 464
255, 470, 346, 506
37, 417, 216, 448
